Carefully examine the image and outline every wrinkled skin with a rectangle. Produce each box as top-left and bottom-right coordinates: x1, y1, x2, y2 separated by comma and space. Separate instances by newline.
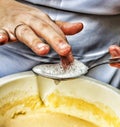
0, 0, 83, 67
0, 0, 120, 68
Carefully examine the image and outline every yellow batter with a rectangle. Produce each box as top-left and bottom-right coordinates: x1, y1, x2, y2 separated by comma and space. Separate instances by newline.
0, 93, 120, 127
0, 73, 120, 127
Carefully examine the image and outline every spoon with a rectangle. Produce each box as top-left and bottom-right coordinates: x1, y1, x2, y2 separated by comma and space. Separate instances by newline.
32, 57, 120, 80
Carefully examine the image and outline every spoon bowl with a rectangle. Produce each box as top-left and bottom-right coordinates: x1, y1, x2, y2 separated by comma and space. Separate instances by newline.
32, 57, 120, 80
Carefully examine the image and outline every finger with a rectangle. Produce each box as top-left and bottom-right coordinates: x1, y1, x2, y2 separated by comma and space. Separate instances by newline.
110, 63, 120, 68
0, 29, 9, 45
29, 18, 71, 56
30, 11, 83, 36
109, 45, 120, 68
15, 24, 50, 56
109, 45, 120, 57
30, 11, 66, 38
55, 21, 83, 35
60, 52, 74, 68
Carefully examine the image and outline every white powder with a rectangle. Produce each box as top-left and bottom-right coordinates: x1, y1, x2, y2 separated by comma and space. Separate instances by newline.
33, 60, 88, 79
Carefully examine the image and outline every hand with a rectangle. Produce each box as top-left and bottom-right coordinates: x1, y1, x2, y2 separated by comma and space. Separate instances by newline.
109, 45, 120, 68
0, 0, 83, 67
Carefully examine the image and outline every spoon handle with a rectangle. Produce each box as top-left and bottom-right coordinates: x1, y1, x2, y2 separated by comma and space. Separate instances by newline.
109, 57, 120, 64
89, 57, 120, 70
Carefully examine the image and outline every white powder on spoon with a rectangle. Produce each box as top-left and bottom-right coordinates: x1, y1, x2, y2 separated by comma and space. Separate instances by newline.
33, 59, 88, 79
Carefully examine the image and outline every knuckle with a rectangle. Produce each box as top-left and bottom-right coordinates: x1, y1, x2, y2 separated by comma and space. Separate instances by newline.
40, 22, 49, 29
42, 23, 49, 28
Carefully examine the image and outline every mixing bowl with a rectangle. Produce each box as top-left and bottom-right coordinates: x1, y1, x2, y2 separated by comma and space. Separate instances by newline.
0, 71, 120, 127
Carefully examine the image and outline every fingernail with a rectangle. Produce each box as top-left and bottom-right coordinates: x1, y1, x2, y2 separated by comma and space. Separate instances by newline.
58, 43, 71, 56
38, 43, 49, 50
59, 43, 70, 50
36, 43, 48, 52
36, 43, 49, 55
37, 43, 46, 49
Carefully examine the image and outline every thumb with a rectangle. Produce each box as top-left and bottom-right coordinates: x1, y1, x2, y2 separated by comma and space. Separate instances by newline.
109, 45, 120, 57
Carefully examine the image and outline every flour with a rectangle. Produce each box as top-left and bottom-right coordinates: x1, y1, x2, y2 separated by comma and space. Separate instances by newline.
33, 59, 88, 79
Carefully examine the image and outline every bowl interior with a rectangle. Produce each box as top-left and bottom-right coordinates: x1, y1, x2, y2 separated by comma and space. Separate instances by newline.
0, 71, 120, 127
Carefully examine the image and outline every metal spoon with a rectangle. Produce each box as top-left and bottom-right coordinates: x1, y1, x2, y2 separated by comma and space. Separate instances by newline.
32, 57, 120, 80
88, 57, 120, 70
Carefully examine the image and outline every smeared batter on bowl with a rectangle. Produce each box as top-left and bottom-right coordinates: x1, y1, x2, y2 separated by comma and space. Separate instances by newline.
0, 92, 120, 127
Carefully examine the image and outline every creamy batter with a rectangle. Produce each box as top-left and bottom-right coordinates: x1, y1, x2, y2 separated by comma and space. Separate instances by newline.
0, 93, 120, 127
0, 74, 120, 127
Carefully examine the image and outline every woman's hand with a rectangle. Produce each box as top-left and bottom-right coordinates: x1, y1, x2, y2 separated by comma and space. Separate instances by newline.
109, 45, 120, 68
0, 0, 83, 67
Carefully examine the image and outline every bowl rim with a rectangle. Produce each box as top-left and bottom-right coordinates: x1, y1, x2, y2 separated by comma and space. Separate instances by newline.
0, 71, 120, 94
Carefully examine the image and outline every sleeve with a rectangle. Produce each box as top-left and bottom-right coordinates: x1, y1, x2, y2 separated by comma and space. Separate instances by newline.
24, 0, 120, 15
